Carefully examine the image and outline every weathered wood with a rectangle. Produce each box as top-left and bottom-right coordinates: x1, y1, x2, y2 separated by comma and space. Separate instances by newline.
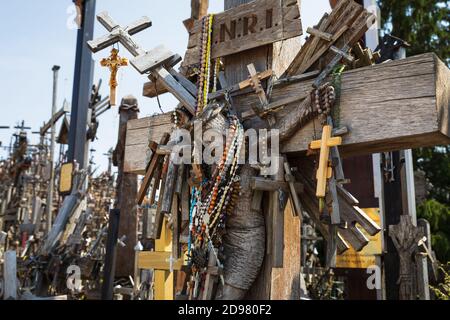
142, 207, 157, 240
191, 0, 209, 20
251, 176, 303, 193
124, 113, 172, 174
171, 194, 180, 259
143, 68, 198, 99
306, 27, 333, 42
137, 251, 183, 270
271, 157, 285, 268
183, 0, 302, 66
155, 156, 169, 239
231, 53, 450, 156
181, 179, 190, 224
208, 69, 273, 101
183, 0, 210, 32
225, 0, 275, 300
295, 156, 380, 252
114, 96, 139, 278
286, 0, 370, 76
160, 133, 180, 215
137, 142, 158, 205
3, 251, 17, 300
151, 67, 196, 115
284, 159, 302, 217
389, 215, 424, 300
202, 249, 218, 300
270, 199, 301, 299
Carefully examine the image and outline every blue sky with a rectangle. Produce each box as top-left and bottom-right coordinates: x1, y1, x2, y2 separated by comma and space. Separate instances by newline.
0, 0, 330, 172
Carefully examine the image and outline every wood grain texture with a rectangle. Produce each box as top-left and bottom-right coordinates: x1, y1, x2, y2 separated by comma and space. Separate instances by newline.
234, 53, 450, 156
270, 200, 301, 300
114, 101, 139, 278
124, 113, 173, 174
285, 0, 373, 76
183, 0, 302, 66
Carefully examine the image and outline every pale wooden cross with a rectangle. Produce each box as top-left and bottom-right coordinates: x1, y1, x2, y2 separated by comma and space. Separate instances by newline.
100, 48, 128, 106
309, 124, 342, 212
88, 12, 197, 114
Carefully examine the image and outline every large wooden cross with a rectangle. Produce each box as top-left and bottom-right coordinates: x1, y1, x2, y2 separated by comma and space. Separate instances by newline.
123, 0, 450, 300
87, 12, 197, 114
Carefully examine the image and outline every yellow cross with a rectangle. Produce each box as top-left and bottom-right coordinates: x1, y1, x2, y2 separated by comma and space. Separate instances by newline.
100, 48, 128, 106
309, 125, 342, 209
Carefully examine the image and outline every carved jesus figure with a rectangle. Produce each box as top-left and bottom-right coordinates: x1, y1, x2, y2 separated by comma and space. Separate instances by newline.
100, 48, 128, 106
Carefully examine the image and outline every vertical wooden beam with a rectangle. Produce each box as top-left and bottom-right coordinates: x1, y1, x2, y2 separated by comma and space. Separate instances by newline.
101, 209, 120, 300
270, 200, 302, 299
114, 96, 140, 278
191, 0, 209, 20
272, 157, 285, 267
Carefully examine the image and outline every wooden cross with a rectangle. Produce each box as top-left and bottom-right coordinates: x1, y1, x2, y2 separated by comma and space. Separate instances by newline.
88, 12, 197, 114
125, 1, 450, 297
246, 64, 276, 126
389, 215, 424, 300
100, 48, 128, 106
309, 125, 342, 212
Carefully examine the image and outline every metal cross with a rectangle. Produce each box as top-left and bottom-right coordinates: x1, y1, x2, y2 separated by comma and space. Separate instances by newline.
87, 12, 197, 114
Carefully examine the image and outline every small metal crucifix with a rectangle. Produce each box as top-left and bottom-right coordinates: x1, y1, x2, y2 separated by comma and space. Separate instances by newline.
101, 48, 128, 106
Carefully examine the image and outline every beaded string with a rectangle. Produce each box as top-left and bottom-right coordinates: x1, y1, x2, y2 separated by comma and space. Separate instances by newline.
190, 116, 243, 250
195, 14, 214, 115
209, 119, 243, 229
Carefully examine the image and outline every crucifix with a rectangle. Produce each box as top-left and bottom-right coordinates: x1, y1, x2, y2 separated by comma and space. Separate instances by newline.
87, 12, 197, 114
100, 48, 128, 106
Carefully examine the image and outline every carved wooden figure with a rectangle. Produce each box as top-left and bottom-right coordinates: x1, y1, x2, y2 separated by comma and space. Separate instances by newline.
389, 215, 424, 300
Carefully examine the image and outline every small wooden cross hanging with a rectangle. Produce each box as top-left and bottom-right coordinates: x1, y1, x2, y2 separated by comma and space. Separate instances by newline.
100, 48, 128, 106
309, 124, 342, 212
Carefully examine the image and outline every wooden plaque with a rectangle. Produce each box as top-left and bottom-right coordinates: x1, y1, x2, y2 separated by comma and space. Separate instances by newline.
183, 0, 302, 66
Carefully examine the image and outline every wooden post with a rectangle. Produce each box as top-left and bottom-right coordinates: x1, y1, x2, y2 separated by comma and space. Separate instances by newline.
272, 157, 285, 267
114, 95, 140, 278
3, 250, 17, 300
101, 209, 120, 300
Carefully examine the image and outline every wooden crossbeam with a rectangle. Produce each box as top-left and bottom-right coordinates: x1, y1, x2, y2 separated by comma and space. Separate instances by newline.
285, 0, 373, 76
137, 251, 184, 271
306, 27, 333, 42
137, 134, 170, 205
128, 54, 450, 174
